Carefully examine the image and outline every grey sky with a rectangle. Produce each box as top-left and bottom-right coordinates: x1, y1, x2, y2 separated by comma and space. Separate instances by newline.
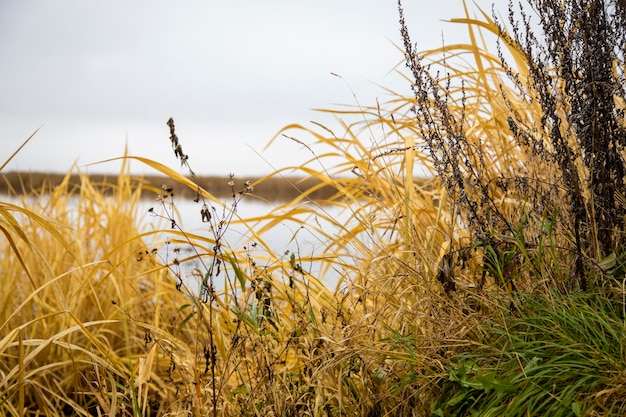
0, 1, 496, 176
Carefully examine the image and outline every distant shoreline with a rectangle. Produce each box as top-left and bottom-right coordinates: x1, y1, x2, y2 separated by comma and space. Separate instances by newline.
0, 171, 340, 202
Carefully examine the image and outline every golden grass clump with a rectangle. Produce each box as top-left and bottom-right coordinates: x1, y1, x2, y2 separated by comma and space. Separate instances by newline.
0, 157, 202, 415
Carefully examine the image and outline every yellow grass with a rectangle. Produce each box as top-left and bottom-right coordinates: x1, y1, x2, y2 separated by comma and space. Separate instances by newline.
0, 8, 497, 415
2, 1, 624, 415
0, 156, 199, 415
1, 144, 348, 415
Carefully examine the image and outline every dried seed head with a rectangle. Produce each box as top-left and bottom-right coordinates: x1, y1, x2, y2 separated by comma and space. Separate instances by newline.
201, 205, 211, 222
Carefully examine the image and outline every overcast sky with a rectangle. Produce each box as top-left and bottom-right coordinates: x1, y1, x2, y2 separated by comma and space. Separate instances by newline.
0, 1, 497, 177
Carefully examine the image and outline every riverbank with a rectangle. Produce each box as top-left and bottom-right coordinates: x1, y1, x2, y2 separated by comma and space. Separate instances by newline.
0, 171, 339, 202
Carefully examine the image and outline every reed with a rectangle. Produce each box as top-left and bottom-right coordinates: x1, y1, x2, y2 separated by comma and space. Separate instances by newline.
0, 155, 192, 415
1, 0, 625, 415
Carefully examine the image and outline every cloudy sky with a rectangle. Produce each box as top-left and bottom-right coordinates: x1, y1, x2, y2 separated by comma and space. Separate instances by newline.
0, 1, 496, 177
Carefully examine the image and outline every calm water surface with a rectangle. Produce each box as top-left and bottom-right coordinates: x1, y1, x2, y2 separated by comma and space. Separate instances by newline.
139, 197, 349, 290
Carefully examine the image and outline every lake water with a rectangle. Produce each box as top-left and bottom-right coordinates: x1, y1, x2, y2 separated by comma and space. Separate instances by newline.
1, 192, 351, 291
141, 197, 337, 252
138, 196, 349, 290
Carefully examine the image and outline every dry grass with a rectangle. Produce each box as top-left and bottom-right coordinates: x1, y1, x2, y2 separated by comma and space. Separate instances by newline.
0, 158, 191, 415
2, 0, 625, 415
